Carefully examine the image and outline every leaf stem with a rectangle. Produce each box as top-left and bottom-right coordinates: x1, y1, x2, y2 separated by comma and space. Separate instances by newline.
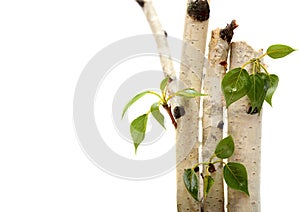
258, 52, 268, 60
211, 160, 223, 165
259, 63, 270, 75
148, 91, 164, 101
252, 62, 256, 75
193, 162, 211, 170
166, 94, 175, 102
161, 91, 167, 103
209, 154, 216, 162
241, 51, 268, 71
146, 109, 151, 116
241, 60, 253, 70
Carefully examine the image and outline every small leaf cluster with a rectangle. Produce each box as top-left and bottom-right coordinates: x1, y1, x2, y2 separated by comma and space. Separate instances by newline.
222, 44, 295, 113
183, 136, 249, 201
122, 77, 206, 153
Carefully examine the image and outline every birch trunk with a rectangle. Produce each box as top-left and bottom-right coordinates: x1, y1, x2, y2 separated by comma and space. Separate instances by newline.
177, 0, 210, 211
227, 42, 262, 212
202, 28, 229, 212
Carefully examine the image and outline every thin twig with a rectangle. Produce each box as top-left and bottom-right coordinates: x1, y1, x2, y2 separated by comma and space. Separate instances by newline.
163, 104, 177, 129
135, 0, 176, 80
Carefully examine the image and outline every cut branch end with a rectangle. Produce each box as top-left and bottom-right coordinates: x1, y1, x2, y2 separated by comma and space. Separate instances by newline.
187, 0, 210, 22
220, 20, 239, 43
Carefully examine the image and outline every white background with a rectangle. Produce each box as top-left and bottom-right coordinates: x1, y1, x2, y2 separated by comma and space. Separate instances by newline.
1, 0, 300, 211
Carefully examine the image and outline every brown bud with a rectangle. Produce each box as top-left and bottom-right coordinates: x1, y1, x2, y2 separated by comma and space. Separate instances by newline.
208, 163, 216, 173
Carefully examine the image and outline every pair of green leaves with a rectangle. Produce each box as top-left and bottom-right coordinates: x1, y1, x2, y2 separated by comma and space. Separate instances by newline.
129, 103, 164, 153
222, 44, 295, 112
222, 68, 279, 112
122, 77, 170, 120
183, 136, 249, 201
215, 136, 249, 196
122, 77, 205, 153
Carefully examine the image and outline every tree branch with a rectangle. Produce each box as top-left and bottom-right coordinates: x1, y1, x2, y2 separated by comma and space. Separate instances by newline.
163, 104, 177, 129
135, 0, 176, 80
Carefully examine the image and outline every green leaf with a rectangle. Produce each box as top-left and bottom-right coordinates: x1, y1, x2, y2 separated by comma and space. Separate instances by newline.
222, 68, 251, 107
247, 74, 267, 113
175, 88, 206, 98
204, 175, 215, 199
122, 91, 151, 119
223, 162, 249, 196
160, 77, 169, 92
130, 114, 148, 153
265, 74, 279, 106
257, 72, 271, 88
215, 135, 235, 159
183, 169, 199, 201
150, 102, 165, 129
267, 44, 295, 59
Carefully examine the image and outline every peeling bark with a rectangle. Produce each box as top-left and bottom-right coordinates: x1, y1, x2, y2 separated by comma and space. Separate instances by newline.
227, 42, 262, 212
177, 0, 210, 211
202, 28, 230, 212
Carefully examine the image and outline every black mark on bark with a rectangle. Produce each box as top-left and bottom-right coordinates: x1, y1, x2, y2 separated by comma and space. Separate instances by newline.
217, 121, 224, 129
136, 0, 145, 8
247, 106, 258, 115
187, 0, 210, 22
173, 106, 186, 119
164, 30, 168, 37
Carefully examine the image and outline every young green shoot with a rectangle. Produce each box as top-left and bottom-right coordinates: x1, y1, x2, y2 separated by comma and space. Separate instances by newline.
122, 77, 205, 153
222, 44, 295, 113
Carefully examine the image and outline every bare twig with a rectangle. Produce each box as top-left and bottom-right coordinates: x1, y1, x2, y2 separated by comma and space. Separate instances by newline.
135, 0, 176, 80
163, 104, 177, 129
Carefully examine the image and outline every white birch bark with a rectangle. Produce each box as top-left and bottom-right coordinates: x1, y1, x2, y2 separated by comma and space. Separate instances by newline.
136, 0, 176, 79
202, 28, 229, 212
177, 0, 210, 211
227, 42, 262, 212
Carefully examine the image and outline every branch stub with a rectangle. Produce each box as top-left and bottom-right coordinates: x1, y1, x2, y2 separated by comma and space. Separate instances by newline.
187, 0, 210, 22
